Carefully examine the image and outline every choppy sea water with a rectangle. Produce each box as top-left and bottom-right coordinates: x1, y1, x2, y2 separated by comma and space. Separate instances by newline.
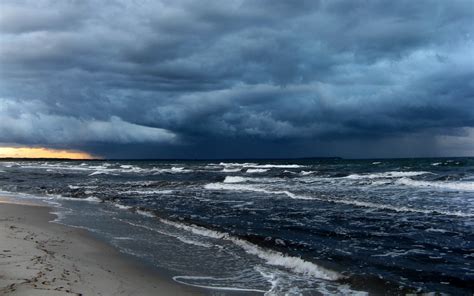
0, 158, 473, 295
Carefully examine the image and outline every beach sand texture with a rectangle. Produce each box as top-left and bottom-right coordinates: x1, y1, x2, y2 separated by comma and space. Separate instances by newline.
0, 202, 203, 296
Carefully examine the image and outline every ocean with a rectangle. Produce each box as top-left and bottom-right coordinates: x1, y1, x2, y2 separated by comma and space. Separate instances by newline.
0, 158, 473, 295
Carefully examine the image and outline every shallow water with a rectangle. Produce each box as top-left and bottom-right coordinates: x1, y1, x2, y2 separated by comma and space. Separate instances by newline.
1, 158, 473, 295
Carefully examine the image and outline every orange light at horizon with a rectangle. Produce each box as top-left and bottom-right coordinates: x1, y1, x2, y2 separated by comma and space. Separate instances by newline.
0, 147, 97, 159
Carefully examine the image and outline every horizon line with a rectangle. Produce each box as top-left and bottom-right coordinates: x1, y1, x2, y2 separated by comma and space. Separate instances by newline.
0, 156, 472, 161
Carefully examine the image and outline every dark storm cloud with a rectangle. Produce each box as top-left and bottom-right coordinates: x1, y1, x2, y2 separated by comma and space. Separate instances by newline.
0, 0, 473, 158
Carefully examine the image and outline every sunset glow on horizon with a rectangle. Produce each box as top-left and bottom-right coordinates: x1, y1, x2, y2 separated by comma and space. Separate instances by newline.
0, 147, 97, 159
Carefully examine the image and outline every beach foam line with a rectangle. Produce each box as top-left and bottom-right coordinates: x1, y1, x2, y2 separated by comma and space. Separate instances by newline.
0, 189, 103, 204
115, 217, 215, 248
172, 276, 268, 293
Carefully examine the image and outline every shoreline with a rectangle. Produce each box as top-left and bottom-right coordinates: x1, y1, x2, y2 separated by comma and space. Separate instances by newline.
0, 200, 205, 295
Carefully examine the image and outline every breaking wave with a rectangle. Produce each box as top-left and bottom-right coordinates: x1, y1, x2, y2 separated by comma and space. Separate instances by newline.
345, 171, 430, 179
397, 178, 474, 191
159, 218, 342, 281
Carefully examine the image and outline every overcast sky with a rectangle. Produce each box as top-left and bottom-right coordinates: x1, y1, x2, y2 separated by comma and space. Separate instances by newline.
0, 0, 473, 159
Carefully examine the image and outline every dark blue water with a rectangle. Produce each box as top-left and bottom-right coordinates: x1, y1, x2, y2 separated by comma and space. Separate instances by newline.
1, 158, 473, 295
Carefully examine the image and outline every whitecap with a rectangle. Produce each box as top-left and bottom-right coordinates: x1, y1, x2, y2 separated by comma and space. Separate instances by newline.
397, 177, 474, 191
248, 164, 303, 169
136, 209, 156, 217
345, 171, 430, 179
83, 196, 102, 202
119, 189, 173, 195
89, 170, 110, 176
204, 183, 311, 200
246, 168, 269, 173
222, 168, 241, 172
114, 203, 133, 210
425, 228, 448, 233
219, 162, 257, 167
204, 183, 474, 217
223, 176, 248, 183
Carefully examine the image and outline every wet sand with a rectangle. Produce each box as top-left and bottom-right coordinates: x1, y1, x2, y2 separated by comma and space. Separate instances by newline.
0, 200, 205, 295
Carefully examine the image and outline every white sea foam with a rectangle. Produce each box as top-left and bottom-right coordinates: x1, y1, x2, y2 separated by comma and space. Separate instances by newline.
249, 164, 303, 169
114, 203, 133, 210
246, 168, 269, 173
219, 162, 258, 167
425, 228, 448, 233
300, 171, 314, 176
327, 198, 474, 217
83, 196, 102, 202
372, 249, 427, 258
136, 209, 156, 217
204, 182, 474, 217
19, 164, 97, 171
397, 177, 474, 191
113, 236, 134, 240
204, 183, 312, 200
89, 170, 110, 176
151, 167, 193, 174
223, 176, 248, 183
232, 239, 341, 280
117, 219, 213, 248
222, 168, 241, 172
68, 185, 98, 190
219, 163, 303, 169
172, 276, 267, 292
159, 219, 341, 280
120, 189, 173, 195
345, 171, 430, 179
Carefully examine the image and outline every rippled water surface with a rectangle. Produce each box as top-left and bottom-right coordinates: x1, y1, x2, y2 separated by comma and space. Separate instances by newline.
1, 158, 473, 295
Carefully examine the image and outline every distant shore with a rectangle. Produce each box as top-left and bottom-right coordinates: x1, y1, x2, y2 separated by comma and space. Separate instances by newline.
0, 199, 203, 295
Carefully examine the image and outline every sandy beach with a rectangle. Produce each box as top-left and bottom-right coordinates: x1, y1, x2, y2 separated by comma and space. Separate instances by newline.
0, 200, 204, 296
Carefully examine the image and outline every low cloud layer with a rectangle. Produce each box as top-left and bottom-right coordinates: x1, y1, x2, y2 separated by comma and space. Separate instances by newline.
0, 0, 473, 158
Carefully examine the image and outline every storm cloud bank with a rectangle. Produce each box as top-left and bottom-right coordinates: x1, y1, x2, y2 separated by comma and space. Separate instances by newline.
0, 0, 473, 158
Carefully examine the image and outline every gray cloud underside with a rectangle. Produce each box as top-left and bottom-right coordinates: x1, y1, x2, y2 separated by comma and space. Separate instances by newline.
0, 0, 473, 157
